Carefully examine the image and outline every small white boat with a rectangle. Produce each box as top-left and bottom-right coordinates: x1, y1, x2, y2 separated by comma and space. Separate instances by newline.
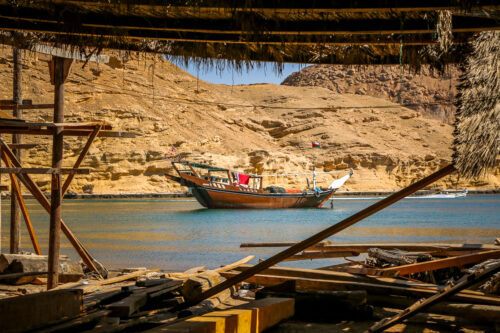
415, 189, 468, 199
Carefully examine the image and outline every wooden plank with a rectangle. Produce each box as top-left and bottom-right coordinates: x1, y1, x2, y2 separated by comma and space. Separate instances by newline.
381, 250, 500, 276
36, 310, 111, 333
240, 240, 332, 248
0, 271, 48, 279
220, 271, 500, 306
367, 295, 500, 324
32, 44, 109, 63
240, 242, 500, 252
234, 297, 295, 332
284, 251, 359, 261
201, 309, 252, 333
7, 143, 38, 149
0, 103, 54, 110
0, 127, 136, 137
178, 165, 456, 309
214, 255, 255, 273
107, 292, 148, 318
368, 261, 500, 332
0, 289, 82, 332
0, 167, 91, 174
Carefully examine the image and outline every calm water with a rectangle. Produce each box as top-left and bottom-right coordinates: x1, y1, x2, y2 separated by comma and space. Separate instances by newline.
0, 195, 499, 271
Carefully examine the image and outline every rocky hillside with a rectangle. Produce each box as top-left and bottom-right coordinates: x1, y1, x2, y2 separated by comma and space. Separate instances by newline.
282, 65, 459, 123
0, 48, 498, 194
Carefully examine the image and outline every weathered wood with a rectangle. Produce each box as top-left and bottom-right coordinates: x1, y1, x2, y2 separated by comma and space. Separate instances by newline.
62, 125, 100, 195
107, 292, 148, 318
0, 253, 83, 284
0, 167, 91, 174
214, 255, 255, 273
0, 103, 54, 110
0, 271, 48, 279
368, 248, 432, 266
256, 282, 371, 322
367, 295, 500, 323
10, 45, 22, 255
220, 271, 500, 306
241, 240, 332, 248
285, 250, 359, 261
0, 127, 136, 138
35, 310, 111, 333
0, 289, 83, 332
234, 297, 295, 332
178, 165, 456, 309
368, 261, 500, 332
3, 152, 41, 254
381, 250, 500, 276
182, 271, 227, 302
0, 139, 101, 275
241, 242, 500, 252
6, 143, 38, 149
33, 44, 109, 63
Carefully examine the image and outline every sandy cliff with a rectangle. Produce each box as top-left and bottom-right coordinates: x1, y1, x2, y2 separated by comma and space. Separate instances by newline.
0, 48, 498, 194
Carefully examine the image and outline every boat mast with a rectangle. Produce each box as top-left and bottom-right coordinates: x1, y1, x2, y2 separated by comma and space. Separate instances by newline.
313, 160, 316, 189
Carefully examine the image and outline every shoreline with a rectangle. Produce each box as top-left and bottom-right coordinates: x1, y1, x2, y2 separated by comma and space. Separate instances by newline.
0, 189, 498, 200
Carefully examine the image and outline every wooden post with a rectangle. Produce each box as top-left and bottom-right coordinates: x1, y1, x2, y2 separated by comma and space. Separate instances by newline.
10, 46, 22, 254
177, 164, 456, 309
47, 56, 72, 290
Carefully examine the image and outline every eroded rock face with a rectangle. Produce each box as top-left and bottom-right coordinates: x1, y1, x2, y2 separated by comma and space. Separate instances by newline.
282, 65, 458, 124
0, 49, 498, 194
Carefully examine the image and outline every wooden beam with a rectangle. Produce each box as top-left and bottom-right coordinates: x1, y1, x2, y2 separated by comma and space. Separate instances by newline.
2, 151, 41, 255
0, 127, 136, 138
368, 261, 500, 332
284, 251, 360, 261
7, 143, 38, 149
0, 140, 101, 275
62, 125, 100, 196
177, 165, 456, 310
47, 56, 70, 289
0, 103, 54, 110
220, 271, 500, 306
0, 167, 90, 174
32, 44, 109, 63
381, 250, 500, 276
0, 289, 83, 332
240, 242, 500, 252
10, 44, 22, 254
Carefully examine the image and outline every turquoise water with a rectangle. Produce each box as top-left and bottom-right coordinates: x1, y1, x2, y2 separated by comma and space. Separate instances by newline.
0, 195, 499, 271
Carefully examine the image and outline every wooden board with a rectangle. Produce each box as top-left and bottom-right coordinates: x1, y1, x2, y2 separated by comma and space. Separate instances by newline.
0, 289, 82, 332
381, 250, 500, 276
221, 271, 500, 306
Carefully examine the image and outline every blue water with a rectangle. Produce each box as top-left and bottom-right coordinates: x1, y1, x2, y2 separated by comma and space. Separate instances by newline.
0, 195, 498, 271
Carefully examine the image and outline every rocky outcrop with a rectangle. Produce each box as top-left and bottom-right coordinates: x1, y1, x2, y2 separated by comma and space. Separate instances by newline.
282, 65, 459, 123
0, 49, 498, 194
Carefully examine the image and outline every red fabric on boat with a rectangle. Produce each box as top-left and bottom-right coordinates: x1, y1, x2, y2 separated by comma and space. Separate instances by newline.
286, 189, 301, 193
238, 173, 251, 185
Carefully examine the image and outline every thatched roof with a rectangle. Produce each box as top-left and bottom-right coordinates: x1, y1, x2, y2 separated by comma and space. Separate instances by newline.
453, 31, 500, 178
0, 1, 499, 176
0, 1, 498, 68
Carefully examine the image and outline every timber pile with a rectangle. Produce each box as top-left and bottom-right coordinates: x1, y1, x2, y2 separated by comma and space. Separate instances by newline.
235, 240, 500, 331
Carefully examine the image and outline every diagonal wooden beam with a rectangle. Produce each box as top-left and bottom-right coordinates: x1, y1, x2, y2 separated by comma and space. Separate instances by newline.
0, 138, 101, 275
62, 124, 101, 196
368, 261, 500, 332
177, 164, 456, 310
2, 151, 41, 255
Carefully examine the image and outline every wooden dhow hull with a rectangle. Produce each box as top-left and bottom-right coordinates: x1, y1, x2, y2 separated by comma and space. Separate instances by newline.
176, 174, 334, 209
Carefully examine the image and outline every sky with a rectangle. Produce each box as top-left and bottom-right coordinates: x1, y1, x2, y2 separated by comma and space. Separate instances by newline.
170, 57, 309, 85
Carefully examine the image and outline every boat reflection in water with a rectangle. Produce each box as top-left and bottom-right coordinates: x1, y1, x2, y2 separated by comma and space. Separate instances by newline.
166, 161, 353, 209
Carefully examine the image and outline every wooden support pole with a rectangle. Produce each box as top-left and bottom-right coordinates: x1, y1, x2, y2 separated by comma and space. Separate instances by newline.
10, 45, 22, 254
0, 167, 91, 175
368, 261, 500, 332
0, 140, 100, 275
62, 125, 101, 196
2, 151, 41, 255
47, 56, 72, 290
177, 164, 456, 309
